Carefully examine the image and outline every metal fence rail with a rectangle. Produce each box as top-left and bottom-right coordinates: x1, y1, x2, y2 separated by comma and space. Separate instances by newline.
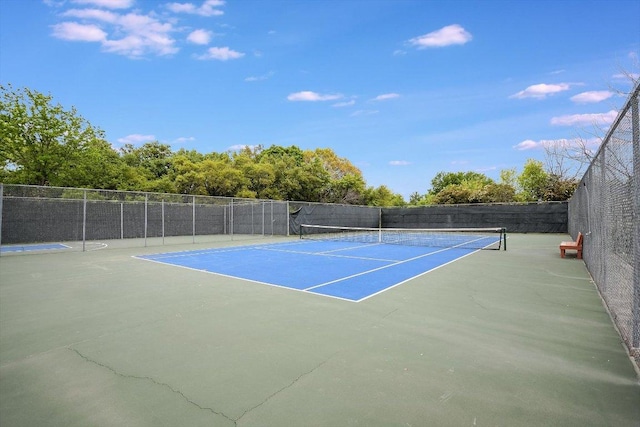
568, 82, 640, 359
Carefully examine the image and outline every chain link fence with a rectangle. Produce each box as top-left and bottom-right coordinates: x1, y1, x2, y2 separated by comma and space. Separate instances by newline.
568, 83, 640, 360
0, 185, 289, 250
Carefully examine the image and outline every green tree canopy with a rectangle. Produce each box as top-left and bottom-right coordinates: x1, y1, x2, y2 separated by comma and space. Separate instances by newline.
0, 85, 113, 186
517, 159, 549, 201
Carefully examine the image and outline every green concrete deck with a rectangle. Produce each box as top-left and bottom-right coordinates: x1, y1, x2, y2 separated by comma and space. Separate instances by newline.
1, 234, 638, 426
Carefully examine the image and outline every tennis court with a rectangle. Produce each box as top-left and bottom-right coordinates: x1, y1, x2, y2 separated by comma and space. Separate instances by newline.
135, 227, 504, 302
0, 243, 70, 253
1, 233, 639, 426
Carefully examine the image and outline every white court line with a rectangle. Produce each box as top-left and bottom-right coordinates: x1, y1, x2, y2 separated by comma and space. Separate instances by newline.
355, 248, 482, 302
304, 245, 459, 291
258, 245, 402, 263
133, 256, 357, 303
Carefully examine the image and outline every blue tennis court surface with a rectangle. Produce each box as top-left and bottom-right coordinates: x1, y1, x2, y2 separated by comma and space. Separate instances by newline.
0, 243, 70, 253
135, 239, 488, 302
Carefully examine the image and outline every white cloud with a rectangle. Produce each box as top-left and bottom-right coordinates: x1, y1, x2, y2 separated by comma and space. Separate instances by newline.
62, 8, 119, 23
245, 71, 274, 82
71, 0, 134, 9
514, 137, 602, 151
570, 91, 614, 104
287, 91, 343, 102
510, 83, 571, 99
612, 72, 640, 81
174, 136, 196, 144
372, 93, 400, 101
117, 134, 156, 144
196, 46, 244, 60
166, 0, 225, 17
332, 100, 356, 107
389, 160, 411, 166
351, 109, 379, 117
51, 2, 227, 58
51, 22, 107, 41
52, 7, 179, 58
228, 144, 259, 151
408, 24, 472, 49
551, 110, 618, 126
513, 139, 541, 150
187, 29, 212, 45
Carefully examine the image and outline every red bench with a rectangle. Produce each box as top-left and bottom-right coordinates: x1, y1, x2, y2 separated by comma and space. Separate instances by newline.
560, 232, 583, 259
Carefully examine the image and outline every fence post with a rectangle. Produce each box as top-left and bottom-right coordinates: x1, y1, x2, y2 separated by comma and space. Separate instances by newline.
144, 194, 148, 247
82, 190, 87, 252
230, 199, 234, 241
192, 196, 196, 244
631, 87, 639, 349
162, 199, 165, 245
0, 183, 4, 255
120, 202, 124, 239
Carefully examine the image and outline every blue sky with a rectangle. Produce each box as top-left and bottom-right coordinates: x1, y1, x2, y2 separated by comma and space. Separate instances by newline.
1, 0, 638, 199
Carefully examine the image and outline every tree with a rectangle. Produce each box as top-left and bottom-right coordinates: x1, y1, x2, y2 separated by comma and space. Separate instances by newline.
0, 85, 107, 186
428, 171, 493, 195
303, 148, 362, 180
64, 138, 126, 189
363, 185, 405, 206
120, 141, 174, 180
517, 159, 548, 201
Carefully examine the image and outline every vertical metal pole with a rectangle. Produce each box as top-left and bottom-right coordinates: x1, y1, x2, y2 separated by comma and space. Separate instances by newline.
270, 200, 274, 236
286, 201, 290, 237
378, 207, 383, 243
0, 184, 4, 256
120, 202, 124, 239
262, 202, 265, 236
503, 228, 507, 251
230, 199, 234, 240
631, 87, 639, 348
162, 199, 165, 245
82, 190, 87, 252
192, 196, 196, 244
144, 194, 148, 247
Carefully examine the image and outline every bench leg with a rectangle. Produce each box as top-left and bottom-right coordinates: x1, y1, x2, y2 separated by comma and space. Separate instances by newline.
577, 249, 582, 259
560, 248, 565, 258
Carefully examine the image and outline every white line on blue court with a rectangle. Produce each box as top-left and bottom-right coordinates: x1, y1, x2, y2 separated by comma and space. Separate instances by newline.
303, 245, 456, 291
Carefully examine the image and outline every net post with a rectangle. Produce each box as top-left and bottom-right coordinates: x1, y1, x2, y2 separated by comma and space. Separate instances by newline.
502, 227, 507, 251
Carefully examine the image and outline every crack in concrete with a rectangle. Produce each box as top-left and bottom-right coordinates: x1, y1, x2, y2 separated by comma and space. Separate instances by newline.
235, 355, 334, 424
68, 347, 236, 426
381, 308, 399, 319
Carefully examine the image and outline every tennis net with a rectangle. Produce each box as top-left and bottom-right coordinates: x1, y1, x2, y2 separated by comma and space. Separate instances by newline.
300, 224, 506, 250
